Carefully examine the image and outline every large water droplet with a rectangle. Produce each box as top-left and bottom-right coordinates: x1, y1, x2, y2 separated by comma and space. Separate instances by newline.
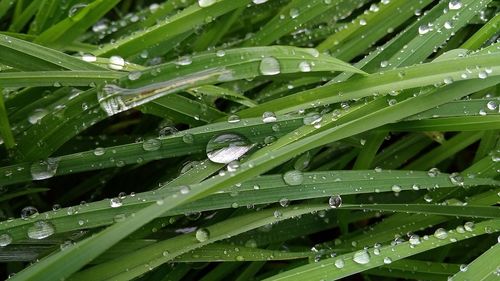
329, 195, 342, 208
27, 221, 55, 239
299, 61, 312, 72
259, 57, 281, 76
30, 158, 59, 180
334, 258, 345, 268
110, 197, 123, 208
283, 170, 304, 186
409, 234, 421, 245
418, 24, 430, 35
353, 250, 370, 264
195, 228, 210, 242
206, 133, 252, 164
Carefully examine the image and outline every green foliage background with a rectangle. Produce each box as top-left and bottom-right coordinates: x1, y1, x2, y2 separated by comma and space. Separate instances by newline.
0, 0, 499, 280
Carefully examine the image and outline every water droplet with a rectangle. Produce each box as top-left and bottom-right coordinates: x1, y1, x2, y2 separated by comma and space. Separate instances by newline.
68, 3, 87, 17
359, 19, 367, 26
486, 101, 497, 111
227, 160, 240, 172
27, 221, 55, 239
262, 111, 277, 123
329, 195, 342, 208
227, 114, 240, 123
427, 167, 440, 177
443, 21, 453, 29
380, 60, 388, 68
181, 133, 194, 144
0, 234, 12, 247
198, 0, 216, 7
28, 108, 49, 124
383, 257, 392, 264
448, 172, 464, 186
478, 71, 488, 79
464, 221, 474, 232
259, 57, 281, 76
128, 71, 141, 81
180, 185, 191, 194
252, 0, 268, 4
460, 264, 468, 272
434, 228, 448, 239
391, 185, 402, 193
143, 138, 161, 151
334, 258, 345, 268
21, 206, 39, 219
206, 133, 252, 164
110, 197, 122, 208
409, 234, 421, 245
303, 112, 322, 125
30, 158, 59, 180
448, 0, 462, 10
283, 170, 304, 186
418, 24, 430, 35
369, 4, 379, 12
353, 250, 370, 264
81, 54, 96, 62
289, 8, 299, 19
93, 147, 105, 156
279, 198, 290, 207
299, 61, 312, 72
175, 56, 192, 66
216, 50, 226, 57
195, 228, 210, 242
108, 56, 125, 70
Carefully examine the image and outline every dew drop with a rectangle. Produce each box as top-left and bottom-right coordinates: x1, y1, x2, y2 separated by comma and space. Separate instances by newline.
175, 56, 192, 66
21, 206, 39, 220
409, 234, 421, 245
279, 198, 290, 207
380, 60, 388, 68
353, 250, 370, 264
464, 221, 474, 232
289, 8, 299, 19
110, 197, 123, 208
334, 258, 345, 268
478, 71, 488, 79
383, 257, 392, 264
434, 228, 448, 239
68, 3, 87, 17
299, 61, 312, 72
418, 24, 430, 35
391, 184, 402, 193
427, 167, 440, 177
206, 133, 252, 164
30, 158, 59, 180
448, 0, 462, 10
195, 228, 210, 242
128, 71, 142, 81
252, 0, 268, 4
283, 170, 304, 186
27, 221, 55, 239
486, 101, 497, 111
198, 0, 216, 7
93, 147, 105, 156
108, 56, 125, 70
0, 234, 12, 247
262, 111, 277, 123
328, 195, 342, 208
143, 138, 161, 151
81, 54, 96, 62
28, 108, 49, 124
227, 114, 240, 123
259, 57, 281, 76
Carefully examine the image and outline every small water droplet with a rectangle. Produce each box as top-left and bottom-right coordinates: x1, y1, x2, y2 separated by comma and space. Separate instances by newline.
279, 198, 290, 207
128, 71, 142, 81
334, 258, 345, 268
28, 108, 49, 124
143, 138, 161, 151
93, 147, 105, 156
110, 197, 122, 208
195, 228, 210, 242
68, 3, 87, 17
0, 234, 12, 247
427, 167, 440, 177
383, 257, 392, 264
299, 61, 312, 72
262, 111, 277, 123
448, 0, 462, 10
289, 8, 299, 19
434, 228, 448, 239
283, 170, 304, 186
409, 234, 421, 245
464, 221, 474, 232
418, 24, 430, 35
81, 54, 96, 62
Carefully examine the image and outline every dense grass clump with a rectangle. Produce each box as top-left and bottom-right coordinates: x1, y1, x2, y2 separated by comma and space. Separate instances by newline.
0, 0, 499, 280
